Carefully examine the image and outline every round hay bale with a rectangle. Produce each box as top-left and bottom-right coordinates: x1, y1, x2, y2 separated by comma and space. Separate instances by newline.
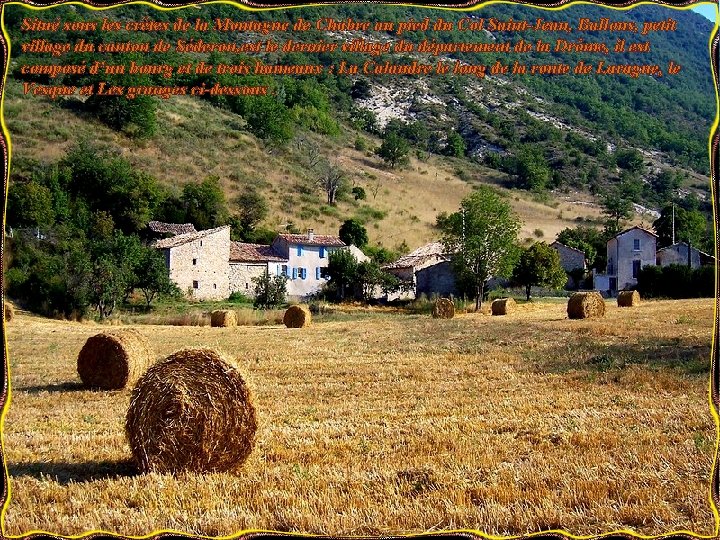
4, 301, 14, 322
77, 330, 153, 390
284, 305, 311, 328
431, 298, 455, 319
491, 297, 515, 316
125, 348, 257, 474
210, 309, 237, 327
567, 291, 606, 320
617, 290, 640, 307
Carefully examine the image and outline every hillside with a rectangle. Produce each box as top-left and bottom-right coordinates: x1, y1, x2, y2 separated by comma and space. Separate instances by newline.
3, 1, 716, 252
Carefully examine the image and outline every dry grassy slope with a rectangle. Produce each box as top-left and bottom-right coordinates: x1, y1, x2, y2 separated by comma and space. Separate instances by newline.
5, 79, 641, 251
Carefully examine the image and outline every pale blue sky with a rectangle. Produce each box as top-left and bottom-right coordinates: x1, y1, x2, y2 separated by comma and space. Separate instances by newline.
692, 3, 717, 22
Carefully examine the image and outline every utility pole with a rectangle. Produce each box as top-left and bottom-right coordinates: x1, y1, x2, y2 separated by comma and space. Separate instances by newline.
672, 203, 676, 245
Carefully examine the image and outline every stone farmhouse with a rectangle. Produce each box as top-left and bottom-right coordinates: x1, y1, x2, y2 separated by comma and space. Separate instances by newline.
384, 242, 456, 300
656, 241, 713, 268
592, 226, 716, 295
593, 226, 657, 295
154, 225, 232, 300
550, 241, 587, 288
152, 224, 347, 301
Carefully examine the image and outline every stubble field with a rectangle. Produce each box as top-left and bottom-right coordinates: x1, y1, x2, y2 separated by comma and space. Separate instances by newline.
2, 298, 716, 537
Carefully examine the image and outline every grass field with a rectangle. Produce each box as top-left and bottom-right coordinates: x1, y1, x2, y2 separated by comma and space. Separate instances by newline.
2, 298, 716, 537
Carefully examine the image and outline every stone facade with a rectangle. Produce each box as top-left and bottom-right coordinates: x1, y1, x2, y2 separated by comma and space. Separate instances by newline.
550, 241, 586, 272
416, 261, 458, 298
657, 242, 702, 268
156, 226, 231, 301
229, 263, 268, 296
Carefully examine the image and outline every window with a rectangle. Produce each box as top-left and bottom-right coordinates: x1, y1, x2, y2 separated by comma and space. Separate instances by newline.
214, 284, 217, 289
192, 280, 199, 289
633, 238, 641, 251
297, 245, 303, 256
632, 260, 641, 279
607, 258, 614, 275
192, 258, 197, 266
246, 282, 249, 289
300, 268, 307, 279
200, 241, 203, 247
320, 267, 330, 279
282, 265, 289, 277
292, 268, 298, 279
319, 247, 326, 258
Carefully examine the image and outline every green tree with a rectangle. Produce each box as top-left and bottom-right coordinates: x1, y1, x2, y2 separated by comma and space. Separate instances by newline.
236, 189, 268, 231
445, 132, 466, 158
439, 187, 521, 311
181, 176, 229, 230
327, 249, 359, 301
136, 248, 178, 307
339, 219, 369, 248
601, 189, 634, 230
6, 181, 55, 229
376, 132, 409, 169
512, 242, 568, 300
555, 226, 605, 270
514, 145, 551, 192
614, 148, 645, 174
252, 271, 288, 309
653, 204, 707, 248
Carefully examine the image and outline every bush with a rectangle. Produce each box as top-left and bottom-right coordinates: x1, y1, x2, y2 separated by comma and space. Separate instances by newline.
637, 264, 713, 298
252, 272, 287, 309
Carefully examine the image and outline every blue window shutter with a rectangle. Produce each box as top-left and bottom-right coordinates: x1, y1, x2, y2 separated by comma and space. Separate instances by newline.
292, 268, 298, 279
297, 245, 302, 256
320, 247, 326, 258
301, 268, 306, 279
316, 267, 320, 279
276, 265, 280, 276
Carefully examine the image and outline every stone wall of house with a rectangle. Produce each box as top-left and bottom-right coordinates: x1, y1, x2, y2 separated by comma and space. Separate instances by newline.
229, 263, 268, 297
416, 261, 458, 298
606, 230, 656, 292
657, 244, 702, 268
552, 243, 585, 271
167, 227, 230, 300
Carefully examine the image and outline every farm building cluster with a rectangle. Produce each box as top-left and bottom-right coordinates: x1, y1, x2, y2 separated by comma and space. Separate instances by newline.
149, 221, 713, 302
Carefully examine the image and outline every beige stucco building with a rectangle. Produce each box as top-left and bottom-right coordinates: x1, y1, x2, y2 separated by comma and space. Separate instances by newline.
594, 226, 657, 295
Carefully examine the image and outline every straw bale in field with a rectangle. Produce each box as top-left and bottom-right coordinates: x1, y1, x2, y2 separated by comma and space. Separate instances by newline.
432, 298, 455, 319
77, 329, 153, 390
125, 348, 257, 474
211, 310, 237, 327
4, 301, 14, 322
284, 305, 311, 328
491, 297, 515, 316
617, 290, 640, 307
567, 291, 606, 319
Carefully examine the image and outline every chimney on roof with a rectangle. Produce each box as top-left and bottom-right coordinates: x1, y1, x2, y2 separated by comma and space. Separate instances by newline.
307, 228, 314, 241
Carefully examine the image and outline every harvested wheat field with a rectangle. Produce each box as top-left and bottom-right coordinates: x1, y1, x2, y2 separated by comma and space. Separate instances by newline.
2, 299, 716, 537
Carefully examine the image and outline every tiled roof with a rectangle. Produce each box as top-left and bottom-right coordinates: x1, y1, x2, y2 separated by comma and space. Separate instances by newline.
276, 234, 345, 247
384, 241, 447, 269
148, 221, 197, 236
153, 226, 229, 249
230, 242, 288, 262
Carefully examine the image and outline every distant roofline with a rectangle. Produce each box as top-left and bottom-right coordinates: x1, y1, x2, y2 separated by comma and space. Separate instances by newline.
550, 240, 585, 255
614, 225, 658, 239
